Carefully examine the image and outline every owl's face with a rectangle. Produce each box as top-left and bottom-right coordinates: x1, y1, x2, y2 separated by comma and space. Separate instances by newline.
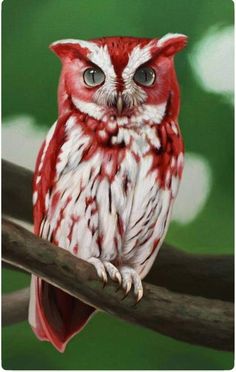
51, 35, 187, 124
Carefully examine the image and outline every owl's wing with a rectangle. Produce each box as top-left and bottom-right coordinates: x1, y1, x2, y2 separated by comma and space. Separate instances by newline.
29, 114, 95, 352
33, 115, 68, 235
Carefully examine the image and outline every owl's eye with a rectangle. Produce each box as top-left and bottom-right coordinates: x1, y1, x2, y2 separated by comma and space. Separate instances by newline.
133, 67, 156, 86
83, 67, 105, 87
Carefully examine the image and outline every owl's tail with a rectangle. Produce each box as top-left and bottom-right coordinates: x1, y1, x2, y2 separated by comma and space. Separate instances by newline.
29, 275, 95, 352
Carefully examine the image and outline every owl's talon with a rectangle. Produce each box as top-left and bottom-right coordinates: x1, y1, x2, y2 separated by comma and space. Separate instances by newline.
103, 261, 122, 285
119, 266, 143, 302
99, 272, 108, 285
123, 280, 132, 295
87, 257, 108, 284
115, 272, 122, 286
133, 275, 143, 302
100, 270, 108, 284
135, 288, 144, 303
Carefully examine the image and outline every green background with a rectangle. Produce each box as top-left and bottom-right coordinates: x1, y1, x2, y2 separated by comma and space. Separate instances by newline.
2, 0, 234, 369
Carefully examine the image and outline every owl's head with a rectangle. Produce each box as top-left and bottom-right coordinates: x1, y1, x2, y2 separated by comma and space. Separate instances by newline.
50, 34, 187, 124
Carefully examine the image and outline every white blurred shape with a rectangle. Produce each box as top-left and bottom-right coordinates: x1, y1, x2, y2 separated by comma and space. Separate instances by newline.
2, 115, 47, 170
189, 25, 234, 103
172, 153, 212, 224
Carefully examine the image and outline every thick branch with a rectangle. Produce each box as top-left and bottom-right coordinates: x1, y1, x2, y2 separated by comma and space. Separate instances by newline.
2, 159, 234, 302
2, 288, 30, 326
149, 246, 234, 302
2, 218, 233, 351
2, 159, 33, 223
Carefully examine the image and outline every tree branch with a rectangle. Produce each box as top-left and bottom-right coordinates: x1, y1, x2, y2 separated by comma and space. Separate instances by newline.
2, 288, 30, 326
2, 159, 234, 302
2, 218, 233, 351
2, 159, 33, 223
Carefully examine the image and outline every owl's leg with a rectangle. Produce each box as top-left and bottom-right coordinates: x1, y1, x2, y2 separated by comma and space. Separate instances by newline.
87, 257, 121, 285
119, 266, 143, 302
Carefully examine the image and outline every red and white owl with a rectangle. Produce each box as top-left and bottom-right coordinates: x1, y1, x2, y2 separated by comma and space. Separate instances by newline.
29, 34, 187, 352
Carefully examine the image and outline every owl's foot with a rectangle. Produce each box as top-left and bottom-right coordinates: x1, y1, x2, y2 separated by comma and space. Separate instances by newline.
87, 257, 122, 286
87, 258, 143, 302
119, 266, 143, 303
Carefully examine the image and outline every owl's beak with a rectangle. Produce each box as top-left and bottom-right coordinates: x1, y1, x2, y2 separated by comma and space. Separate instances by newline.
116, 93, 124, 115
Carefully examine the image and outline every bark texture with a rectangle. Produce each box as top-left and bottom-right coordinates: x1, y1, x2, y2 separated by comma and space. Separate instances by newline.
2, 218, 234, 352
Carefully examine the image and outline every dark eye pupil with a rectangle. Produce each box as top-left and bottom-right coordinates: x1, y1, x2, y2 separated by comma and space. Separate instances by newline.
89, 70, 96, 83
84, 67, 105, 86
134, 67, 155, 86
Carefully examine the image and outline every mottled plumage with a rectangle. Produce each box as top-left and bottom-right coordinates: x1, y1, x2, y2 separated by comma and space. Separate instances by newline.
29, 34, 187, 352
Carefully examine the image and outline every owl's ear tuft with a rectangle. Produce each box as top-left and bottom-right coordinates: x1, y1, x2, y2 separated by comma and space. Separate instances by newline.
49, 39, 90, 61
156, 33, 188, 57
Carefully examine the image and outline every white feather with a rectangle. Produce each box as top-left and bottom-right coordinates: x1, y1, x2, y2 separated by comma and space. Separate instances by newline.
71, 97, 105, 120
32, 191, 38, 205
157, 33, 186, 47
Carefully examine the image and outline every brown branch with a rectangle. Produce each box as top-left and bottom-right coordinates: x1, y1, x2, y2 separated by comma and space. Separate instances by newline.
2, 218, 234, 351
2, 288, 30, 326
2, 159, 33, 223
2, 159, 234, 302
148, 246, 234, 302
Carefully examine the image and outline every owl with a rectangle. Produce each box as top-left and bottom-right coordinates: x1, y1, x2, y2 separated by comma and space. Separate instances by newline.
29, 34, 187, 352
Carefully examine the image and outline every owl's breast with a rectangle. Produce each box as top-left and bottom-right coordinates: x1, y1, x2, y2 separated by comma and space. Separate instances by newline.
41, 114, 183, 274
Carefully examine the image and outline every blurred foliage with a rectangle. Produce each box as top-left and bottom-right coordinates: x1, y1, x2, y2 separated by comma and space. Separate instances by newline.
2, 0, 234, 369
